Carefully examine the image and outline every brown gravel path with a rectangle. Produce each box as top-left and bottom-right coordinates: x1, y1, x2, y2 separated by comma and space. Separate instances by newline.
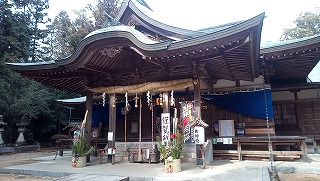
0, 147, 57, 181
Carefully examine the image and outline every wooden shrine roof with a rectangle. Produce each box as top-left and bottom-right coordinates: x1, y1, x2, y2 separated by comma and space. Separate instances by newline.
6, 13, 264, 95
116, 0, 205, 40
260, 35, 320, 85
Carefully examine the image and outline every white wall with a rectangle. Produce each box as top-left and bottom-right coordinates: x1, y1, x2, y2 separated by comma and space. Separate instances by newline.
213, 79, 235, 88
298, 89, 320, 99
240, 75, 264, 86
213, 76, 264, 89
272, 89, 320, 101
272, 91, 295, 101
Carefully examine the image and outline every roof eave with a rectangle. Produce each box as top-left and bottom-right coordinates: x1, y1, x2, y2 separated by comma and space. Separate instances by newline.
169, 13, 265, 50
260, 35, 320, 54
5, 61, 58, 71
116, 0, 204, 39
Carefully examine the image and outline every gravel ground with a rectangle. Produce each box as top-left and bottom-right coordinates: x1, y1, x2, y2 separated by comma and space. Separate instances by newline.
0, 147, 57, 181
279, 173, 320, 181
0, 173, 51, 181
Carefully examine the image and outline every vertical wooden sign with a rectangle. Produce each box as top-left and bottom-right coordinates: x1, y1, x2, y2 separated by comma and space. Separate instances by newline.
161, 113, 170, 146
194, 126, 205, 144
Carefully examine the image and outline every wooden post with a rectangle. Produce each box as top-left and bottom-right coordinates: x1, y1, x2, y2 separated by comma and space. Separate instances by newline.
194, 79, 205, 166
85, 91, 93, 145
109, 94, 117, 165
237, 139, 242, 161
193, 79, 201, 120
293, 90, 300, 131
301, 141, 307, 162
313, 137, 318, 154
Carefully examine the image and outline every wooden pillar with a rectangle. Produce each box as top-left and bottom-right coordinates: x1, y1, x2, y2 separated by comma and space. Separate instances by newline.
194, 79, 201, 120
85, 91, 93, 145
292, 90, 300, 131
237, 139, 242, 161
109, 94, 117, 149
162, 92, 169, 113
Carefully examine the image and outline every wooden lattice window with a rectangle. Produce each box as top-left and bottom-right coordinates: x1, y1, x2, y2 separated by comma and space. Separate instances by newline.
273, 104, 297, 125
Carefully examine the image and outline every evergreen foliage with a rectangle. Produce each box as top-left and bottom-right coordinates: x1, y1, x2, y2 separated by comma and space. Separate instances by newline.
281, 10, 320, 40
0, 0, 30, 62
47, 0, 119, 59
0, 0, 120, 144
72, 133, 94, 157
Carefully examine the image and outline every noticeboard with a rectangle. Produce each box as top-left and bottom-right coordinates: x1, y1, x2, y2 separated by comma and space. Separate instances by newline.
218, 120, 235, 137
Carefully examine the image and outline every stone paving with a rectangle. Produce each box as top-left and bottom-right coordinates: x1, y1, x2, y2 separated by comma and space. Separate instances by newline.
1, 151, 320, 181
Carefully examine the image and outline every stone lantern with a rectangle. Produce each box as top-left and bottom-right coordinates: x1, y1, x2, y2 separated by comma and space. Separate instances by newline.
15, 122, 27, 145
0, 115, 7, 145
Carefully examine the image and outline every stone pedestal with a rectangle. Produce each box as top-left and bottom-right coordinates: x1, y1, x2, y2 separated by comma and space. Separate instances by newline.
0, 115, 7, 146
0, 128, 4, 145
15, 124, 26, 144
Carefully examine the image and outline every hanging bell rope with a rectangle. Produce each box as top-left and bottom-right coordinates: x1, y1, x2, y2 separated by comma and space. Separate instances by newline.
262, 61, 274, 172
138, 94, 142, 162
124, 92, 128, 151
151, 95, 154, 147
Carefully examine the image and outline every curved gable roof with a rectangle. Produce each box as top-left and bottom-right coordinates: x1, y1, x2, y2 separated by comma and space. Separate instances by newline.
261, 35, 320, 83
116, 0, 205, 40
6, 13, 264, 95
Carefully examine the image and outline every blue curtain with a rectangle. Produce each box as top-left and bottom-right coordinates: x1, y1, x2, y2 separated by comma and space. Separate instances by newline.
201, 89, 274, 119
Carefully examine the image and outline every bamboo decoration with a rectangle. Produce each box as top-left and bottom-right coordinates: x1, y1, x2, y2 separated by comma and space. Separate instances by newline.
81, 110, 88, 129
80, 110, 89, 136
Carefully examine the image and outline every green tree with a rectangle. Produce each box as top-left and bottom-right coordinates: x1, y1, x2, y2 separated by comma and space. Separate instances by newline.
0, 0, 30, 62
0, 0, 77, 143
281, 10, 320, 40
12, 0, 50, 62
47, 0, 119, 59
88, 0, 119, 29
0, 63, 76, 143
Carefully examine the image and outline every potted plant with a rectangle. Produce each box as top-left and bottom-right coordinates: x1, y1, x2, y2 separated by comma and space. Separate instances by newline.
156, 131, 184, 173
71, 132, 94, 167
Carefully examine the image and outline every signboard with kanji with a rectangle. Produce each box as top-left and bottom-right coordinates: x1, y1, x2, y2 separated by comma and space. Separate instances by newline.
161, 113, 170, 146
194, 126, 205, 144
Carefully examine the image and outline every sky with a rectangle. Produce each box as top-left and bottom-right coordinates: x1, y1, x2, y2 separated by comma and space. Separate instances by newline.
48, 0, 320, 43
48, 0, 320, 81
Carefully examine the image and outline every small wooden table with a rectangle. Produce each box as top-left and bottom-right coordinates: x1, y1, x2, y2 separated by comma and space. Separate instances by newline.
236, 136, 307, 161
